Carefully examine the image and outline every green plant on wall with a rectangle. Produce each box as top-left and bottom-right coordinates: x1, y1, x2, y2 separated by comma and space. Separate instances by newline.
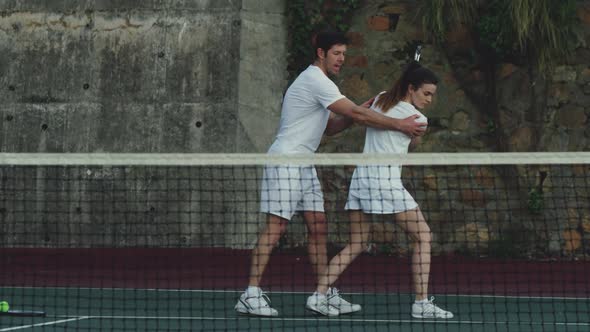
418, 0, 579, 154
418, 0, 478, 44
527, 171, 548, 214
286, 0, 362, 79
418, 0, 578, 73
527, 187, 544, 214
508, 0, 577, 73
475, 0, 515, 61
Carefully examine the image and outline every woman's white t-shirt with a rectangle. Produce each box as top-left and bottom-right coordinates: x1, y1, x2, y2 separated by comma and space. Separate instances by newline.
346, 95, 427, 213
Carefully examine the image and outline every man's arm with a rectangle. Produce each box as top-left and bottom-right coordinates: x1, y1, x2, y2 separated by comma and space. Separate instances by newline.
325, 112, 353, 136
327, 98, 427, 137
324, 97, 375, 136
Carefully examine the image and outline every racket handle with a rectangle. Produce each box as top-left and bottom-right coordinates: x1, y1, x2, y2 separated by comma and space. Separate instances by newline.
414, 45, 423, 62
0, 310, 47, 317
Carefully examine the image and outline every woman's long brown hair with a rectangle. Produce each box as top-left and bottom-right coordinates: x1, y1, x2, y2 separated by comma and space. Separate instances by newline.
374, 61, 439, 112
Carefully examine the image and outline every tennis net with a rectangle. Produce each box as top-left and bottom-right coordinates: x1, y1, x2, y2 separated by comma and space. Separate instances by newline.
0, 152, 589, 331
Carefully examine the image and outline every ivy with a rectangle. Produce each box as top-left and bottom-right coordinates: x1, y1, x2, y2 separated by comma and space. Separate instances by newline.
286, 0, 362, 79
420, 0, 578, 73
527, 171, 548, 214
475, 0, 516, 61
527, 187, 544, 214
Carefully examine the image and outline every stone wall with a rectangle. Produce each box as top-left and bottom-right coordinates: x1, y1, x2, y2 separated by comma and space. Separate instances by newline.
1, 0, 589, 256
309, 0, 590, 257
319, 1, 590, 153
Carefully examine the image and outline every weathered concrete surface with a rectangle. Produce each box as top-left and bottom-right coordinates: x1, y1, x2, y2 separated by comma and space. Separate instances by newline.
0, 0, 286, 153
0, 0, 287, 249
236, 0, 286, 152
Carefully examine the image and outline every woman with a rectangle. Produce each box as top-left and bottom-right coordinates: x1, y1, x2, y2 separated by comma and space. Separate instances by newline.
310, 62, 453, 319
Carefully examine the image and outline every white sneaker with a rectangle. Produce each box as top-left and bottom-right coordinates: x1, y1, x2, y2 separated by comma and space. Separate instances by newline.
411, 297, 453, 319
306, 292, 339, 317
235, 288, 279, 317
327, 288, 361, 314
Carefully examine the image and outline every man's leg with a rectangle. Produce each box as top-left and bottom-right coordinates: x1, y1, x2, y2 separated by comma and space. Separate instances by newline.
248, 214, 288, 286
235, 214, 287, 317
302, 211, 340, 316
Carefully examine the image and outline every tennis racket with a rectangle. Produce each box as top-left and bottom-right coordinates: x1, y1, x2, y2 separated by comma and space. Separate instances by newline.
414, 44, 422, 62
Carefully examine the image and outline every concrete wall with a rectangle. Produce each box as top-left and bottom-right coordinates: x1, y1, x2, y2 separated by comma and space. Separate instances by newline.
0, 0, 286, 153
237, 0, 286, 152
0, 0, 287, 248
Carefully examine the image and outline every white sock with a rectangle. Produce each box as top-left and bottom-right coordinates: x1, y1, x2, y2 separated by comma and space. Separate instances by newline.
415, 298, 428, 304
246, 286, 261, 296
313, 291, 326, 299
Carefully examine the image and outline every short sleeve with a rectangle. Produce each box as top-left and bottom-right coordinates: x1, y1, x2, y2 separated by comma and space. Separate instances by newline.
314, 75, 346, 109
370, 92, 387, 110
415, 111, 428, 124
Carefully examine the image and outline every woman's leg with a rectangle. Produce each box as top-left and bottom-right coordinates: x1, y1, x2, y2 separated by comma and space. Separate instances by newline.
394, 208, 431, 301
396, 208, 453, 319
303, 211, 329, 281
316, 210, 371, 294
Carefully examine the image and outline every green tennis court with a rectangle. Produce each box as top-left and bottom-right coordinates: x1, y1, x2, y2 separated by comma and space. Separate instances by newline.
2, 155, 590, 331
1, 287, 588, 331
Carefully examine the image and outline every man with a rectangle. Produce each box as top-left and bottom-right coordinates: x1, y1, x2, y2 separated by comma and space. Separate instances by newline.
235, 31, 426, 317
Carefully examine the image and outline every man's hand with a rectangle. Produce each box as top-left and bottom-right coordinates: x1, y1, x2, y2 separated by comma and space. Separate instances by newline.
398, 115, 427, 137
360, 96, 376, 109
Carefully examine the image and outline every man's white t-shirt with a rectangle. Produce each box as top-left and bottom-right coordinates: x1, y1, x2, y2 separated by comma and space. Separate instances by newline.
261, 65, 345, 219
268, 65, 345, 154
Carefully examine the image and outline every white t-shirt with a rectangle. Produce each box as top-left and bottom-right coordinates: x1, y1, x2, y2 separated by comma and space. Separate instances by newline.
364, 96, 426, 154
353, 95, 427, 190
268, 65, 345, 154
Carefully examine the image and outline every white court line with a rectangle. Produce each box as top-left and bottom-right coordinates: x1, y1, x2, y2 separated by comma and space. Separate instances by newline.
4, 286, 590, 301
0, 317, 89, 331
45, 315, 589, 327
1, 287, 586, 328
145, 289, 590, 301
